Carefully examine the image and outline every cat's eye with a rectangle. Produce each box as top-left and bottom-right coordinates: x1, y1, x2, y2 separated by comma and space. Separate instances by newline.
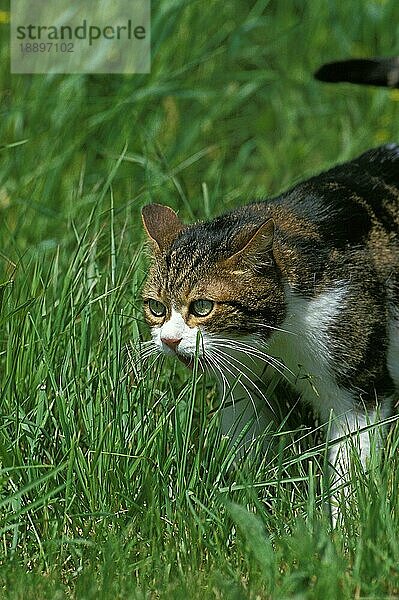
190, 299, 214, 317
147, 299, 166, 317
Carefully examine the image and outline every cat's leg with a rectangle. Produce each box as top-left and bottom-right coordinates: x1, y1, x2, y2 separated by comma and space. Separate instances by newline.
327, 399, 392, 524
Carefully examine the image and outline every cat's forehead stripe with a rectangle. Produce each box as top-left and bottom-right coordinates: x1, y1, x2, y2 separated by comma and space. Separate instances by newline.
165, 248, 211, 291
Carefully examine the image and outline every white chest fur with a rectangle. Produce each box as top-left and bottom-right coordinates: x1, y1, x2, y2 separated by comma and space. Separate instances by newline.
267, 284, 355, 420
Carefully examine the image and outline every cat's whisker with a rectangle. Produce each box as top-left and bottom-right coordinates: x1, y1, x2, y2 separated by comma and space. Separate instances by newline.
127, 339, 164, 376
139, 349, 158, 361
212, 351, 268, 411
213, 355, 268, 424
139, 344, 156, 353
209, 337, 293, 381
204, 353, 230, 404
139, 352, 161, 369
209, 335, 269, 355
204, 351, 243, 420
217, 341, 277, 367
221, 338, 291, 376
247, 322, 297, 336
212, 346, 270, 388
125, 343, 150, 364
207, 340, 262, 376
210, 347, 274, 415
208, 352, 254, 417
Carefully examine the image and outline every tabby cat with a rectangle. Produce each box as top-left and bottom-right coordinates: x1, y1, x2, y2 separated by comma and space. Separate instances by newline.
140, 61, 399, 507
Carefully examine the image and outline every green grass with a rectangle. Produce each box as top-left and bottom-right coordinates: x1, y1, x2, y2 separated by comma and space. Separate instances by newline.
1, 0, 399, 597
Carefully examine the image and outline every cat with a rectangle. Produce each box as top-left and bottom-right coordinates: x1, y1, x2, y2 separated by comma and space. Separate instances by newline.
141, 142, 399, 513
315, 56, 399, 88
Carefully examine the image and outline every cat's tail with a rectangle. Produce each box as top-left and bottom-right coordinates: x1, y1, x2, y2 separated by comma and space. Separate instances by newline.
314, 57, 399, 88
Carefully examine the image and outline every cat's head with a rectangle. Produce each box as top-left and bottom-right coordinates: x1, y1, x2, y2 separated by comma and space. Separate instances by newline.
141, 203, 286, 367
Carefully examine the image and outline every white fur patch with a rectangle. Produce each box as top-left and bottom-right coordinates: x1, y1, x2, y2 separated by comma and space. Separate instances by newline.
268, 283, 353, 419
152, 308, 200, 358
328, 405, 391, 469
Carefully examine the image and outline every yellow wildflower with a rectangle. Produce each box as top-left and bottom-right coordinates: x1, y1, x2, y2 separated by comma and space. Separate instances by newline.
374, 129, 389, 144
0, 11, 9, 24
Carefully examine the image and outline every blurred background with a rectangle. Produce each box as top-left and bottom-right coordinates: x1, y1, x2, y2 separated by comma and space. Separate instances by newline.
1, 0, 399, 255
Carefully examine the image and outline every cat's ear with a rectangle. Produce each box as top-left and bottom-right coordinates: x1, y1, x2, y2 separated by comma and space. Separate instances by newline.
226, 219, 275, 265
141, 204, 184, 253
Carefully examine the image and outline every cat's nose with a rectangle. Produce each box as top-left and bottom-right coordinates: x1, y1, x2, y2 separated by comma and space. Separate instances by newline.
161, 336, 182, 351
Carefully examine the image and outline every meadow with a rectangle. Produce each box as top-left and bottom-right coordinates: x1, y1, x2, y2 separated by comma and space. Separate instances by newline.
1, 0, 399, 597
